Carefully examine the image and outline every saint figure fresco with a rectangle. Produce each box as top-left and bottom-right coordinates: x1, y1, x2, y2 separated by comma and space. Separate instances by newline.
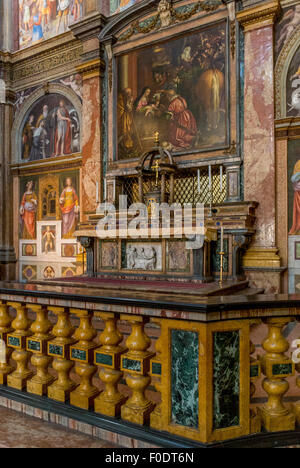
20, 94, 80, 162
59, 177, 79, 238
20, 181, 38, 239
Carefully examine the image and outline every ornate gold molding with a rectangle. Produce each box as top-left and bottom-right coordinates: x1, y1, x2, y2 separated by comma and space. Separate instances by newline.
12, 43, 82, 83
76, 59, 105, 80
236, 0, 281, 32
243, 247, 281, 268
118, 0, 222, 42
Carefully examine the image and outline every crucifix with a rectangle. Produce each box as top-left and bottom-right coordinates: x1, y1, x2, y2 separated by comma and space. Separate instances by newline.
151, 159, 160, 187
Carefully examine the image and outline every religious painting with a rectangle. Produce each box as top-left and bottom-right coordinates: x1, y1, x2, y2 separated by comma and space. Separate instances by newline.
59, 174, 80, 239
100, 241, 118, 269
275, 5, 300, 60
20, 93, 80, 162
116, 22, 228, 159
288, 140, 300, 236
286, 45, 300, 118
19, 178, 39, 239
41, 225, 57, 254
56, 74, 83, 99
19, 0, 84, 49
109, 0, 140, 15
167, 241, 190, 272
19, 170, 79, 240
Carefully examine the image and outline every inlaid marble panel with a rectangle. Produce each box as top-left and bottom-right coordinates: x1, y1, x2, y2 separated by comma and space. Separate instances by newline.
171, 329, 199, 429
213, 331, 240, 430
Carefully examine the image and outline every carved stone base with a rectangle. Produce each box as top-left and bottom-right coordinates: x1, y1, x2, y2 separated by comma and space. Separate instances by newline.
7, 369, 34, 390
121, 401, 155, 425
48, 381, 77, 403
94, 392, 127, 417
70, 387, 99, 410
258, 406, 295, 432
0, 364, 13, 385
291, 402, 300, 426
250, 410, 261, 434
150, 407, 163, 430
27, 374, 55, 396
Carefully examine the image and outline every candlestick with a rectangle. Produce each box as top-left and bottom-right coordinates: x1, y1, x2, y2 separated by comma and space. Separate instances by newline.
220, 166, 223, 193
219, 251, 225, 286
220, 224, 224, 253
208, 165, 212, 190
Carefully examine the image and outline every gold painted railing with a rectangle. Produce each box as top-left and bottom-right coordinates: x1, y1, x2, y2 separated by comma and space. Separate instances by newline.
1, 283, 300, 446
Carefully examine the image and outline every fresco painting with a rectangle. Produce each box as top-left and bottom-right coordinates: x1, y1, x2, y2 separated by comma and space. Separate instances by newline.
21, 93, 80, 162
19, 0, 84, 49
288, 140, 300, 236
19, 171, 80, 241
116, 22, 227, 159
109, 0, 140, 16
275, 5, 300, 59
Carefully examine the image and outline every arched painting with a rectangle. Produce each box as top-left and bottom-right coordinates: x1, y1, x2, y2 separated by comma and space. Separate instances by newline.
19, 0, 84, 49
20, 93, 80, 162
287, 44, 300, 117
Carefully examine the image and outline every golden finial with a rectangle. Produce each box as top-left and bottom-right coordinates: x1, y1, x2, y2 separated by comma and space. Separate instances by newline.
154, 131, 160, 146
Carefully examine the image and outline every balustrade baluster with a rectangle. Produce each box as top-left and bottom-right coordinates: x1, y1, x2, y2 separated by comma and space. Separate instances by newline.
47, 307, 77, 402
0, 301, 13, 384
7, 302, 33, 390
120, 315, 155, 425
249, 319, 261, 433
150, 318, 163, 430
26, 305, 54, 396
94, 312, 127, 417
69, 309, 99, 410
258, 318, 295, 432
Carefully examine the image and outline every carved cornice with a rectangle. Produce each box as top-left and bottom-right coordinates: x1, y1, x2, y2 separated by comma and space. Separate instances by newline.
117, 0, 223, 43
236, 0, 281, 31
70, 12, 107, 41
12, 42, 82, 84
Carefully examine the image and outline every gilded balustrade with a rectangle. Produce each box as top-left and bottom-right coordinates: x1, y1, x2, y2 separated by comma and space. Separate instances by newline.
2, 294, 300, 446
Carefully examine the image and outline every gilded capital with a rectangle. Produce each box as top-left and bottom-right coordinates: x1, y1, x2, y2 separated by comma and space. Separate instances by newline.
236, 0, 281, 32
76, 58, 105, 80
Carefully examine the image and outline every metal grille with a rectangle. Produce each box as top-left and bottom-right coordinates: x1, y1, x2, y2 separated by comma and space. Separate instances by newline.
123, 168, 227, 207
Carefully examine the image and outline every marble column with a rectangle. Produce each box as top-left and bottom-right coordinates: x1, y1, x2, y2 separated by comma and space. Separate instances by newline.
70, 15, 106, 221
0, 74, 16, 280
237, 1, 282, 273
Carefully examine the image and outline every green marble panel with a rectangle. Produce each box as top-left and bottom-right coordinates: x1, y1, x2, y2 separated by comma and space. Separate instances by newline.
95, 352, 113, 367
122, 358, 141, 372
27, 340, 41, 352
272, 363, 293, 376
48, 344, 63, 357
212, 238, 229, 273
171, 330, 199, 429
213, 331, 240, 430
71, 348, 87, 361
8, 336, 20, 347
152, 362, 162, 376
